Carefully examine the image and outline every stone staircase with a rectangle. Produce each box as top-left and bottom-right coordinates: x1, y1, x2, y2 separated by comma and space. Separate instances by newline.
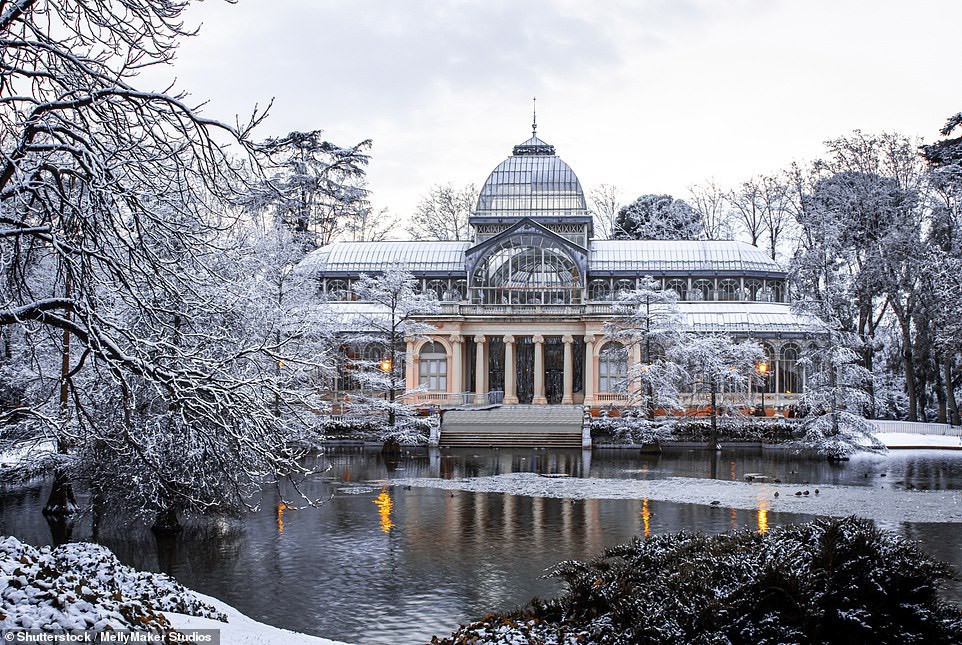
440, 405, 584, 448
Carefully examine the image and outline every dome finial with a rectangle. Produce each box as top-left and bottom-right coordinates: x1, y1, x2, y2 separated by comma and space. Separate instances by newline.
532, 96, 537, 136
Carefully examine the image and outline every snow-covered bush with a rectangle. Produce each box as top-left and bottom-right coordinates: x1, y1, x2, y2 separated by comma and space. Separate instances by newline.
0, 536, 225, 632
437, 517, 962, 644
316, 415, 432, 444
591, 415, 799, 445
590, 415, 676, 445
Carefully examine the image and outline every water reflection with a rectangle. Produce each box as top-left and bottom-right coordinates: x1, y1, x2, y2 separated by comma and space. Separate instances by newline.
2, 447, 962, 644
374, 486, 394, 533
757, 506, 769, 534
641, 499, 651, 538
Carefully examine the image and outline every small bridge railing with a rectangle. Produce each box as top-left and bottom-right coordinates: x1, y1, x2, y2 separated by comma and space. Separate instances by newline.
871, 420, 962, 436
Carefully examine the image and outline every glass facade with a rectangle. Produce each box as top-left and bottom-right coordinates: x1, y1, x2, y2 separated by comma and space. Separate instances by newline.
471, 234, 583, 304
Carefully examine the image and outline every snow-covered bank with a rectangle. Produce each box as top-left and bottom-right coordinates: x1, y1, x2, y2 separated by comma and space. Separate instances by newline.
164, 592, 349, 645
0, 537, 226, 631
392, 472, 962, 524
877, 432, 962, 449
0, 536, 349, 644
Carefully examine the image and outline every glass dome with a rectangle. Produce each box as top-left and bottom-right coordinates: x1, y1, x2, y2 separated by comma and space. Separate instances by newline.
474, 135, 588, 218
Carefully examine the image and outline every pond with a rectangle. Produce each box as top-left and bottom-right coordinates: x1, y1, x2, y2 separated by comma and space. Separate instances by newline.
2, 446, 962, 644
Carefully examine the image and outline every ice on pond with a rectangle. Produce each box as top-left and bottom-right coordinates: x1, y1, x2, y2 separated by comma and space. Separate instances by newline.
391, 472, 962, 524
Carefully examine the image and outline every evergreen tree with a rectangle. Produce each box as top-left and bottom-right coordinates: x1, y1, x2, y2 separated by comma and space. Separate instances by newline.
613, 194, 701, 240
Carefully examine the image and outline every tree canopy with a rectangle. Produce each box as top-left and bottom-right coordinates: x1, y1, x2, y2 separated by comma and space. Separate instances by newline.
613, 194, 701, 240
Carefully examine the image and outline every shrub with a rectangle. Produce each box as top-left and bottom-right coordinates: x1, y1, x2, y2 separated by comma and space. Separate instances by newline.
435, 517, 962, 644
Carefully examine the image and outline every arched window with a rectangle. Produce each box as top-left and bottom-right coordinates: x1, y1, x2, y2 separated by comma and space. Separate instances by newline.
615, 279, 635, 298
598, 341, 628, 392
427, 280, 446, 301
418, 341, 448, 391
447, 280, 467, 302
770, 281, 785, 303
780, 344, 801, 394
692, 279, 713, 301
363, 343, 384, 363
745, 279, 763, 301
326, 279, 351, 301
589, 279, 611, 302
719, 279, 739, 301
667, 279, 686, 300
760, 344, 776, 394
470, 233, 583, 305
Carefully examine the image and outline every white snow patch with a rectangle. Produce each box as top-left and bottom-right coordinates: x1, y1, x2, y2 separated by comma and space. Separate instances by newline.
165, 592, 349, 645
876, 433, 962, 449
0, 439, 56, 468
391, 472, 962, 524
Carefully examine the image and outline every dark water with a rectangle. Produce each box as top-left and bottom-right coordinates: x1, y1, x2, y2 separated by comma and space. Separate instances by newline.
2, 447, 962, 644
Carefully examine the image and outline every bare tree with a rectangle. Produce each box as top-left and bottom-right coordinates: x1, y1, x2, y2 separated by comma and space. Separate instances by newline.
688, 179, 734, 240
343, 205, 398, 242
588, 184, 622, 240
406, 183, 476, 241
348, 265, 439, 429
0, 0, 328, 528
728, 179, 767, 247
759, 174, 794, 260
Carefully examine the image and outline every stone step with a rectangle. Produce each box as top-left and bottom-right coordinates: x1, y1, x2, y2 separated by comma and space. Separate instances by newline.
441, 435, 582, 447
440, 404, 584, 447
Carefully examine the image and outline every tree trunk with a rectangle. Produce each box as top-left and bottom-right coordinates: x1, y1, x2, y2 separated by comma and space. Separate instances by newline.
47, 272, 78, 516
45, 514, 75, 546
709, 381, 719, 451
945, 358, 961, 426
935, 362, 947, 424
895, 313, 918, 421
857, 301, 877, 418
151, 507, 183, 536
42, 469, 78, 518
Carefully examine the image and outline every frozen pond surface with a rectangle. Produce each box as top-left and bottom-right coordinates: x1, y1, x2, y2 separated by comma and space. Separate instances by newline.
2, 446, 962, 644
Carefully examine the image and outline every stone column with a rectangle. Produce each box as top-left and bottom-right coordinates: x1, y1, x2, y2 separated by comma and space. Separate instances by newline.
405, 339, 417, 394
630, 342, 643, 400
449, 335, 463, 398
532, 334, 547, 405
562, 334, 574, 404
474, 335, 487, 405
503, 335, 518, 404
583, 333, 596, 406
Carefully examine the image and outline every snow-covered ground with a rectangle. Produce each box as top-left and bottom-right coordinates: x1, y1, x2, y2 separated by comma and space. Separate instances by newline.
876, 432, 962, 449
392, 472, 962, 524
165, 593, 348, 645
0, 439, 55, 468
0, 536, 349, 644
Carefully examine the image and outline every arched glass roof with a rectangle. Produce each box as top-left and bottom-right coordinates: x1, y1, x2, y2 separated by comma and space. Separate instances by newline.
679, 303, 820, 337
590, 240, 784, 276
475, 135, 588, 218
299, 241, 469, 275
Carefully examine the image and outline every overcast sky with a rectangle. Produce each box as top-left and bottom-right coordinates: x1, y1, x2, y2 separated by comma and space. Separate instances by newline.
162, 0, 962, 232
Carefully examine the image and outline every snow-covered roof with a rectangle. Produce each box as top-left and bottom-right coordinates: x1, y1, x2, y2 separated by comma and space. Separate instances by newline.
679, 302, 820, 337
323, 301, 392, 331
590, 240, 784, 276
299, 241, 470, 276
299, 239, 786, 279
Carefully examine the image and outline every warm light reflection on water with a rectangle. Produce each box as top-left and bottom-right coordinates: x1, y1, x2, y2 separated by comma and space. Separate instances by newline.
757, 504, 769, 534
374, 486, 394, 533
277, 502, 289, 535
641, 499, 650, 538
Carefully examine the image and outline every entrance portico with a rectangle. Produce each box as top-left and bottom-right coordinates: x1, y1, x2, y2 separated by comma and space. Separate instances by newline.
406, 321, 613, 408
